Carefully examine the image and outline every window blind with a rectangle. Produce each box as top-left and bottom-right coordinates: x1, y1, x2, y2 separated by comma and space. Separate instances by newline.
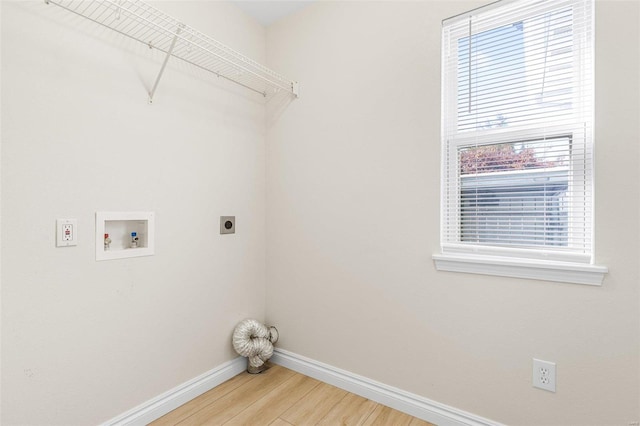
441, 0, 594, 264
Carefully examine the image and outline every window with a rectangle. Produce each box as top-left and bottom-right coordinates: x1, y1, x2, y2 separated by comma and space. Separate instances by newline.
434, 0, 607, 285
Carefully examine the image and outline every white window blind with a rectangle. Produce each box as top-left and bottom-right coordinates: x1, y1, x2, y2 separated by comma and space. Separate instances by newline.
441, 0, 594, 264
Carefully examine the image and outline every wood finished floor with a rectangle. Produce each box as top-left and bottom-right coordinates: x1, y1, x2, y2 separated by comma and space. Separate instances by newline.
150, 364, 437, 426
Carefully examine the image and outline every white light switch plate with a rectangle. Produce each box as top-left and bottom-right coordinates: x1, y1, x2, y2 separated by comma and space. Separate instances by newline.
56, 218, 78, 247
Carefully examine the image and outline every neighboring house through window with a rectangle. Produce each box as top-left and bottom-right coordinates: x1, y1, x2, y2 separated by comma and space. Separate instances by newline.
433, 0, 607, 285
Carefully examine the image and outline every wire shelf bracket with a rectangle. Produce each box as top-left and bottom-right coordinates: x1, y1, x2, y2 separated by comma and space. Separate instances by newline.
44, 0, 299, 103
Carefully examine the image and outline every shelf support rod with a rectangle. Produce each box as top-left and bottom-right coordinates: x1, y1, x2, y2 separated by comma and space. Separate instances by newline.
149, 24, 183, 104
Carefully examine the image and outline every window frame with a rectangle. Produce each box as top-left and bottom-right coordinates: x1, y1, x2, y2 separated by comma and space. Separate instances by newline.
434, 0, 607, 285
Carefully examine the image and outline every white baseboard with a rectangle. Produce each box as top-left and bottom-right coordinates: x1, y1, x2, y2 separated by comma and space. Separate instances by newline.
271, 348, 503, 426
101, 356, 246, 426
102, 350, 501, 426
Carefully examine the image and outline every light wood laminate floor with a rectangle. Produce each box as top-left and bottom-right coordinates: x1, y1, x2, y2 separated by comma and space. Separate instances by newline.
150, 364, 436, 426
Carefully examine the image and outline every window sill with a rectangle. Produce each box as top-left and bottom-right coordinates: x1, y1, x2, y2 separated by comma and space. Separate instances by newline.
432, 253, 608, 286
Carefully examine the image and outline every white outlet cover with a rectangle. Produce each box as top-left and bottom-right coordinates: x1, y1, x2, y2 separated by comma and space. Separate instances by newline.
533, 358, 556, 392
56, 218, 78, 247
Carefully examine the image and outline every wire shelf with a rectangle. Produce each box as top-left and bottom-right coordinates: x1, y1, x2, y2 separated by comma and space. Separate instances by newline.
45, 0, 299, 101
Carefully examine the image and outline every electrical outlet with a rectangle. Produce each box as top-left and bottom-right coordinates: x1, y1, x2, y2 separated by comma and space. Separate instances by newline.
220, 216, 235, 234
62, 224, 73, 241
56, 219, 78, 247
533, 358, 556, 392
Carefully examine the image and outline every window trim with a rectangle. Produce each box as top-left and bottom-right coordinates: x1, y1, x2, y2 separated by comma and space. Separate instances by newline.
435, 0, 607, 285
433, 252, 607, 286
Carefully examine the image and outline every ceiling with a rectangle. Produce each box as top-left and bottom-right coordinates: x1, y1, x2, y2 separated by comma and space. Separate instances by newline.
231, 1, 314, 26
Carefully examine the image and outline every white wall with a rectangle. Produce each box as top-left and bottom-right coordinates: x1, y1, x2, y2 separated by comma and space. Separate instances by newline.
266, 1, 640, 425
2, 1, 639, 425
1, 1, 268, 424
